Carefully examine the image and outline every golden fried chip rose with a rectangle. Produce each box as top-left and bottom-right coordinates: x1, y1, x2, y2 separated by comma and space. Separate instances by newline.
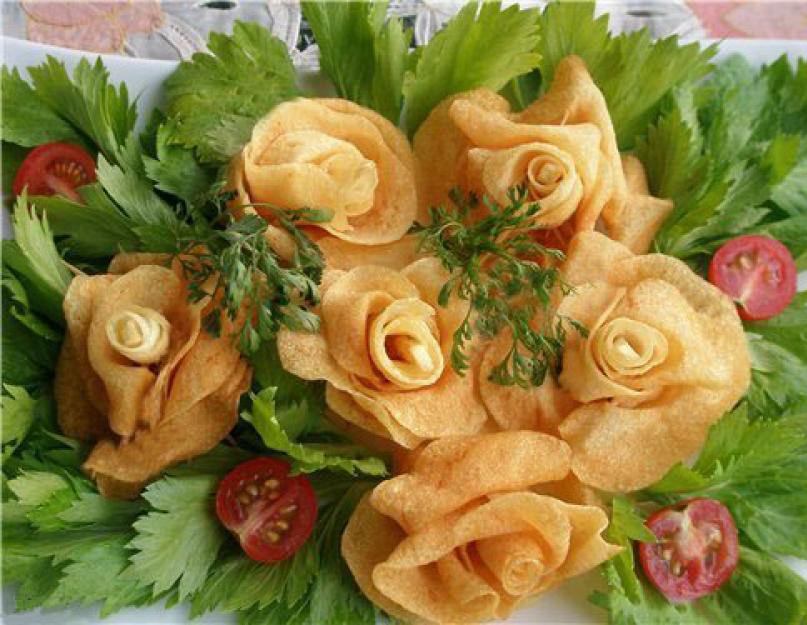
414, 56, 627, 239
342, 432, 620, 623
277, 258, 487, 448
230, 98, 417, 246
556, 232, 750, 492
55, 255, 250, 499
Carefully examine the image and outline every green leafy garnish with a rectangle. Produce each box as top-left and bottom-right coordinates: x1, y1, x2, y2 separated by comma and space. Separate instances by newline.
3, 194, 72, 324
1, 67, 83, 147
646, 57, 807, 266
171, 207, 325, 354
413, 186, 582, 388
24, 57, 137, 165
142, 118, 218, 206
2, 386, 37, 460
165, 21, 300, 162
302, 0, 411, 123
700, 546, 807, 624
538, 2, 715, 148
126, 475, 227, 600
242, 387, 387, 477
402, 1, 541, 135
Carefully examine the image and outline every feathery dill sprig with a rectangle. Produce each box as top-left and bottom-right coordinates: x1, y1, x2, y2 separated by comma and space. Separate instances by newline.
413, 186, 586, 388
172, 195, 328, 354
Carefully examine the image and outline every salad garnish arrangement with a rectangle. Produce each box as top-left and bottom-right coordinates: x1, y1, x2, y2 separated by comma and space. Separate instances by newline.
2, 2, 806, 624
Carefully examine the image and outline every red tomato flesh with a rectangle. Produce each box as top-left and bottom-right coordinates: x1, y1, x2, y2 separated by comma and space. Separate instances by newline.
708, 235, 796, 321
216, 457, 317, 563
12, 142, 96, 202
639, 498, 739, 603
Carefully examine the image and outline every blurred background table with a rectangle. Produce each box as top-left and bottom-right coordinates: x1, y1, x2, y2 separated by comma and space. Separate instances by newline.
2, 1, 805, 68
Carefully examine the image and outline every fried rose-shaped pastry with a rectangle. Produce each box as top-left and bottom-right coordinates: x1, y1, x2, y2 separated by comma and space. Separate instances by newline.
342, 432, 620, 623
478, 330, 579, 436
55, 255, 250, 499
556, 232, 750, 492
413, 56, 635, 246
230, 98, 417, 246
608, 155, 674, 254
277, 258, 488, 449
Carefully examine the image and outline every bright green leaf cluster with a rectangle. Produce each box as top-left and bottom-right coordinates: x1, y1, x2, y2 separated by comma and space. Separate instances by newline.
302, 1, 411, 123
647, 56, 807, 266
403, 1, 541, 135
164, 21, 301, 162
242, 387, 388, 477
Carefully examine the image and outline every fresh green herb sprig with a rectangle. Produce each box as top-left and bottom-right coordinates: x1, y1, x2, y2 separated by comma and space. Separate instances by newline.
413, 186, 584, 388
172, 199, 328, 354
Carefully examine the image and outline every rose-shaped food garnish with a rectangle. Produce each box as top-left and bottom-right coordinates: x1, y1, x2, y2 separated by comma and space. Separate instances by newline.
368, 299, 444, 390
342, 432, 620, 623
593, 317, 669, 380
277, 258, 487, 448
414, 56, 645, 245
55, 255, 250, 499
230, 98, 417, 246
555, 232, 750, 492
105, 305, 171, 365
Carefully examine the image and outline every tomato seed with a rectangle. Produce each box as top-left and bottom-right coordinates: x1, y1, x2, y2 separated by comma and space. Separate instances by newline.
246, 484, 259, 497
266, 530, 280, 543
264, 478, 280, 489
275, 520, 289, 531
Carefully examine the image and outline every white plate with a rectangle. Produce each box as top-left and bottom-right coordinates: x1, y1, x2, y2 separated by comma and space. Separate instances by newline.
2, 33, 806, 625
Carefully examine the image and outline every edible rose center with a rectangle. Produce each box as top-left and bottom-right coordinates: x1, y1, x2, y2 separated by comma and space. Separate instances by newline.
106, 305, 171, 365
594, 317, 669, 377
527, 155, 565, 199
368, 298, 444, 390
255, 129, 378, 232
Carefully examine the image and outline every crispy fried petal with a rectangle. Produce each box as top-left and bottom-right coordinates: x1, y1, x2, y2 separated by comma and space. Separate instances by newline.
413, 89, 511, 223
479, 332, 578, 435
607, 155, 674, 253
371, 493, 617, 623
371, 431, 571, 533
240, 98, 416, 244
85, 360, 250, 499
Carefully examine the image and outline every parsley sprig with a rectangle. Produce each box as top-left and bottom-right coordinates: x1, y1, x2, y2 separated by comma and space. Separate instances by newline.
173, 198, 327, 354
413, 186, 585, 388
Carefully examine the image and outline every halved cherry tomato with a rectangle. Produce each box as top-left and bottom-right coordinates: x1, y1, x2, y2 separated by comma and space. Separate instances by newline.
708, 235, 796, 321
216, 457, 317, 563
12, 142, 96, 202
639, 498, 739, 603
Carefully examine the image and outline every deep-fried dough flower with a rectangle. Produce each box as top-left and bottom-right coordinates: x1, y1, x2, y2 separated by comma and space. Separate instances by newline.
277, 258, 488, 449
342, 432, 619, 623
230, 98, 417, 246
556, 232, 750, 492
413, 56, 626, 238
55, 254, 250, 499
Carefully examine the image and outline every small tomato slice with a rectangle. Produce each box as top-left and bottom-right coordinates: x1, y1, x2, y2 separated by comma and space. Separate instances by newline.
216, 457, 317, 563
639, 498, 739, 603
708, 235, 796, 320
12, 142, 96, 202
